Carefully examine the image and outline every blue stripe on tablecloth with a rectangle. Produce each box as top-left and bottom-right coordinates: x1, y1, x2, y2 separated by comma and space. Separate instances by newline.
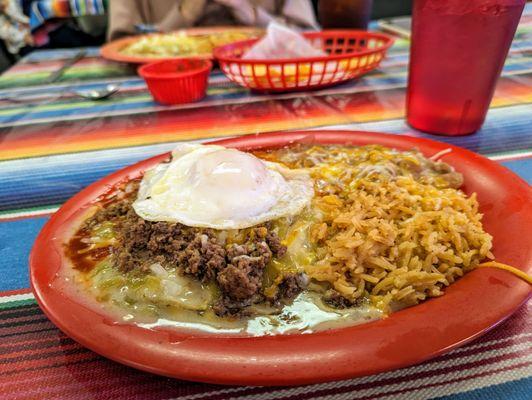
325, 104, 532, 155
501, 158, 532, 183
0, 142, 178, 212
0, 216, 48, 291
435, 376, 532, 400
0, 100, 156, 126
0, 155, 529, 292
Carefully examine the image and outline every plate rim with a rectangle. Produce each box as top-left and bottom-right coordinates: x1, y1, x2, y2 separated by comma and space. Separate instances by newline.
30, 130, 532, 386
100, 26, 263, 64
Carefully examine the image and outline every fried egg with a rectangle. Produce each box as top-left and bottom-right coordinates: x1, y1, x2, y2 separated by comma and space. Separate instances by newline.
133, 144, 314, 229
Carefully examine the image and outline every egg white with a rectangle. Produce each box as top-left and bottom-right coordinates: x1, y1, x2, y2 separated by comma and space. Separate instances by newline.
133, 144, 314, 229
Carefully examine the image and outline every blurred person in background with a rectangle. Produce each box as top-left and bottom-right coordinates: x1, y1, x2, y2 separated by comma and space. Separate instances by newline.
108, 0, 319, 40
0, 0, 32, 72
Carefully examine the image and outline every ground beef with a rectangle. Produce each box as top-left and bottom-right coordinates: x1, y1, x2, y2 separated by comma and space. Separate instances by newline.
276, 273, 308, 301
83, 199, 132, 229
323, 290, 356, 309
114, 209, 227, 281
213, 227, 288, 315
83, 193, 290, 316
266, 231, 287, 257
217, 233, 274, 301
83, 180, 140, 229
212, 295, 257, 317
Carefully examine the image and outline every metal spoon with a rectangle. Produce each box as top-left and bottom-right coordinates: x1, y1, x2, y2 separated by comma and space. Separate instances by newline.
73, 84, 121, 101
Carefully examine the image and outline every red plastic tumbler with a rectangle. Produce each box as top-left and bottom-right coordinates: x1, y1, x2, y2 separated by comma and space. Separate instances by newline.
406, 0, 526, 136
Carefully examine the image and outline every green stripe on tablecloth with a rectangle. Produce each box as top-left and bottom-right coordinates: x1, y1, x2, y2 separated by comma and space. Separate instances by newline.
0, 204, 59, 220
0, 204, 60, 216
0, 65, 133, 89
0, 297, 36, 309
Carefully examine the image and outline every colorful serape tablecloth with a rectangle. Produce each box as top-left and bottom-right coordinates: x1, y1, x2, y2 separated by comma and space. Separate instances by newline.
26, 0, 108, 30
1, 5, 531, 400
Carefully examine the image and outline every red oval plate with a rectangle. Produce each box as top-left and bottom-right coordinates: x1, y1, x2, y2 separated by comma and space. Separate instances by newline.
100, 26, 263, 64
30, 131, 532, 386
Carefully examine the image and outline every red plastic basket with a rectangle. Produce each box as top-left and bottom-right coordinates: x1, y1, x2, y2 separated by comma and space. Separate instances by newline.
138, 59, 212, 105
214, 31, 394, 92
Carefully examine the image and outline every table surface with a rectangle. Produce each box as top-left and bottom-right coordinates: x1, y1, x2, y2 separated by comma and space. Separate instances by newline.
1, 6, 531, 400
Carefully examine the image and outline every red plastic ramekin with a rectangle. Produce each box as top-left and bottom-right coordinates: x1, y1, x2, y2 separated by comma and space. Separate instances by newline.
139, 59, 212, 105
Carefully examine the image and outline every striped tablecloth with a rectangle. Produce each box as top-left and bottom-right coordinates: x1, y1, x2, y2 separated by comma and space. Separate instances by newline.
1, 7, 531, 400
27, 0, 108, 30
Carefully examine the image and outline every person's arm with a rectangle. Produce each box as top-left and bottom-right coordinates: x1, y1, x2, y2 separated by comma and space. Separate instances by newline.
0, 1, 32, 53
107, 0, 144, 40
107, 0, 207, 41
